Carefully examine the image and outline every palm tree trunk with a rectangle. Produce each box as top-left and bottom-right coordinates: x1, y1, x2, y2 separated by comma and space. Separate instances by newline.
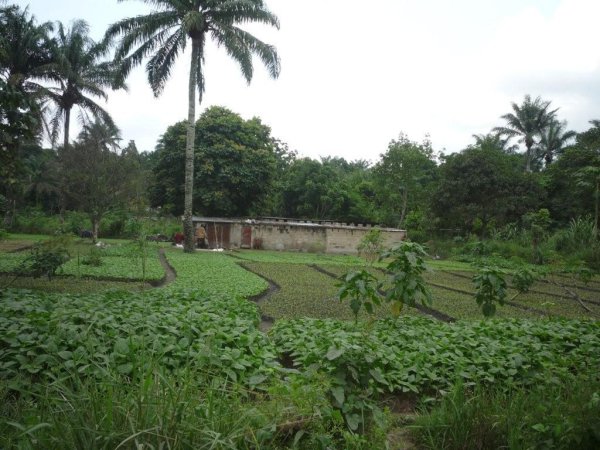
525, 142, 532, 172
64, 108, 70, 149
59, 108, 72, 222
595, 180, 599, 239
183, 40, 200, 253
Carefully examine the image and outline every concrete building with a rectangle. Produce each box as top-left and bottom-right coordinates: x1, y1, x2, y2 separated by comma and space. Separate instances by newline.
191, 216, 406, 254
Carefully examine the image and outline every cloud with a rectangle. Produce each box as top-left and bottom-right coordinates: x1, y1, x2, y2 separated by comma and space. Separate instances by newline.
24, 0, 600, 159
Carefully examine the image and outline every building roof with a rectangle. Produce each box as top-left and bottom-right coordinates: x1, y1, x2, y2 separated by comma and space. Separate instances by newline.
191, 216, 405, 233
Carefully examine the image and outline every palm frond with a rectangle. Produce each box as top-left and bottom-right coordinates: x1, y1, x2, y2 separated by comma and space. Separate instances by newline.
210, 0, 280, 29
212, 25, 280, 80
146, 28, 187, 96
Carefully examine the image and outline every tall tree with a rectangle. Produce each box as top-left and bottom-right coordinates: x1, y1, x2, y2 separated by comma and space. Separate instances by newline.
0, 4, 53, 93
432, 145, 544, 234
538, 119, 576, 166
0, 4, 54, 225
373, 134, 438, 228
59, 121, 137, 242
494, 95, 557, 172
472, 133, 518, 153
149, 107, 277, 217
106, 0, 281, 252
46, 20, 121, 149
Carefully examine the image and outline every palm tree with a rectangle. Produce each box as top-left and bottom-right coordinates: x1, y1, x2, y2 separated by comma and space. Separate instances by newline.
494, 95, 557, 172
472, 133, 518, 153
0, 4, 54, 139
78, 119, 122, 152
538, 120, 576, 166
46, 20, 122, 149
0, 4, 53, 87
105, 0, 281, 252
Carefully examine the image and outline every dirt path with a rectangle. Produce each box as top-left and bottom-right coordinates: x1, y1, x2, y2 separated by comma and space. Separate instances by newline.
153, 248, 177, 287
238, 262, 279, 332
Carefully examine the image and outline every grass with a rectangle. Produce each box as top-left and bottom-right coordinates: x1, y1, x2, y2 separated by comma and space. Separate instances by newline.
0, 367, 375, 450
412, 376, 600, 450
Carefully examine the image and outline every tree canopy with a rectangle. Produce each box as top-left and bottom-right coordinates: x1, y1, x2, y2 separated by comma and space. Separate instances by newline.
150, 106, 277, 217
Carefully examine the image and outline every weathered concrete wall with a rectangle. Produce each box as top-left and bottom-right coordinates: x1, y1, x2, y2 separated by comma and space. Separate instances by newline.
252, 224, 327, 252
325, 226, 406, 254
194, 217, 406, 254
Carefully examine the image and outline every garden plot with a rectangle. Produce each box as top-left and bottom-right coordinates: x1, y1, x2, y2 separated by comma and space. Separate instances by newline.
440, 271, 600, 319
242, 262, 419, 321
0, 288, 276, 385
271, 317, 600, 396
318, 265, 543, 319
163, 249, 267, 297
0, 252, 27, 272
232, 249, 370, 267
61, 253, 165, 281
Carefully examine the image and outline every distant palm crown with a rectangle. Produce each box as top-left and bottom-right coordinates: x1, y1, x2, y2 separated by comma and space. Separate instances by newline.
105, 0, 281, 99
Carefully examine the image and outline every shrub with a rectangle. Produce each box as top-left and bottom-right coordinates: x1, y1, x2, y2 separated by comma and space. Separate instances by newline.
357, 228, 383, 262
80, 247, 103, 267
17, 236, 71, 280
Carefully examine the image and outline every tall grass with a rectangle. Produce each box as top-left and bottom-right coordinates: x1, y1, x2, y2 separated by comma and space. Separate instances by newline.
0, 365, 385, 449
412, 376, 600, 450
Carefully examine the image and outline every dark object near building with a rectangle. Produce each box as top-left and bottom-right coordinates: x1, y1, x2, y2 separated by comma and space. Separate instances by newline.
172, 232, 184, 245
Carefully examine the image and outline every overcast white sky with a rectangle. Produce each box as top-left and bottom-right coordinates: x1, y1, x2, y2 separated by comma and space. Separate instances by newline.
18, 0, 600, 161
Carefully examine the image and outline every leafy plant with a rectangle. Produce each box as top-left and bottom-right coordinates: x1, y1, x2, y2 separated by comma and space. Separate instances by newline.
337, 270, 381, 323
473, 266, 508, 317
337, 241, 432, 321
380, 242, 432, 314
81, 246, 103, 267
357, 228, 384, 263
17, 236, 70, 280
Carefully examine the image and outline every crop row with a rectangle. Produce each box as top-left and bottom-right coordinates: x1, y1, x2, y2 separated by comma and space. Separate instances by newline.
244, 262, 420, 321
0, 244, 164, 282
163, 250, 267, 297
0, 288, 277, 386
435, 271, 600, 319
233, 249, 371, 267
61, 253, 165, 281
0, 253, 27, 272
271, 316, 600, 396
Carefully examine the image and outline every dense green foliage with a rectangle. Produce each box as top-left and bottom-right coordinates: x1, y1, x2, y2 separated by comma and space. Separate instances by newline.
150, 107, 278, 216
272, 316, 600, 396
0, 288, 276, 384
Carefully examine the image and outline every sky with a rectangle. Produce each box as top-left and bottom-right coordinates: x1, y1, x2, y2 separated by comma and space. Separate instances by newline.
17, 0, 600, 162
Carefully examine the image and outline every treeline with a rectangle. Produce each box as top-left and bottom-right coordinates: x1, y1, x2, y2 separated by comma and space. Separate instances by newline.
149, 104, 599, 238
1, 4, 599, 250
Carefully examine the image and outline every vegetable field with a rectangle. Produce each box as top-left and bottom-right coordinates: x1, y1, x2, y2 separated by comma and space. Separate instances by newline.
1, 235, 599, 448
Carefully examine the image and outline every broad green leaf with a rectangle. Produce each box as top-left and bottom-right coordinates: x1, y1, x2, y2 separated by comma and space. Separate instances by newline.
331, 386, 345, 406
326, 346, 344, 361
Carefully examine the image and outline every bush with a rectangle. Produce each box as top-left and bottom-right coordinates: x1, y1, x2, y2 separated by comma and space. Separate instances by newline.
80, 247, 103, 267
17, 235, 71, 280
357, 228, 384, 262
